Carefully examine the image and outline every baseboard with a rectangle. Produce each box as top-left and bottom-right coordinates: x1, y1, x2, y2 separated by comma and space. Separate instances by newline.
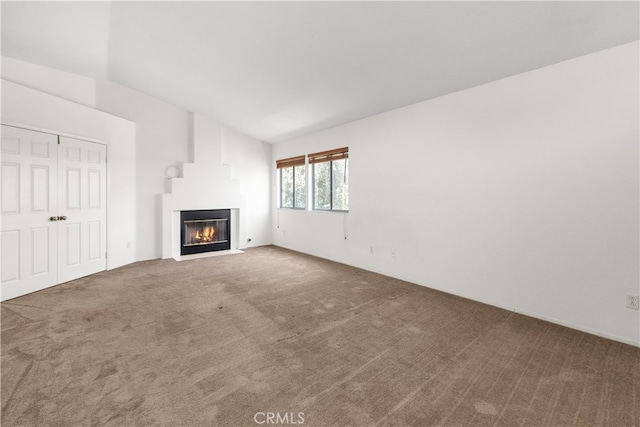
506, 307, 639, 348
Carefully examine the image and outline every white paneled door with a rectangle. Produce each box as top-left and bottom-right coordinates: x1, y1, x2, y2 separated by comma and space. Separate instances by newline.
1, 126, 58, 298
1, 126, 107, 301
57, 136, 107, 284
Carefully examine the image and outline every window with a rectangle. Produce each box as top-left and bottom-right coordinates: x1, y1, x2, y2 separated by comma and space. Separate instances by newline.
276, 155, 306, 209
309, 147, 348, 211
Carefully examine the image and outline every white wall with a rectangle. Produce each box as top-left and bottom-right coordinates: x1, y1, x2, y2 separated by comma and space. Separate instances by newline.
1, 80, 137, 271
272, 42, 640, 346
223, 126, 272, 246
94, 80, 192, 261
1, 57, 96, 108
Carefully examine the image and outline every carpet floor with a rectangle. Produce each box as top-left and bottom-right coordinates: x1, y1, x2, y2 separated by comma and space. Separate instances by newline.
2, 246, 639, 426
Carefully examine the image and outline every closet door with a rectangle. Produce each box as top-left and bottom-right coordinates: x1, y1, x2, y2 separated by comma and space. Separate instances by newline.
57, 136, 107, 284
1, 125, 58, 300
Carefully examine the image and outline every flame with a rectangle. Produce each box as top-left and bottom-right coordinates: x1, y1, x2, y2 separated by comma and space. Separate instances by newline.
192, 226, 216, 243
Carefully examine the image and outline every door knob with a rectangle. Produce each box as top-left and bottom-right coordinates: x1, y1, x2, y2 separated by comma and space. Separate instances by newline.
49, 216, 59, 221
59, 216, 67, 221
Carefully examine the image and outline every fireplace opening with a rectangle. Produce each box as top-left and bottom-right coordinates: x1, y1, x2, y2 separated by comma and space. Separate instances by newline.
181, 209, 231, 255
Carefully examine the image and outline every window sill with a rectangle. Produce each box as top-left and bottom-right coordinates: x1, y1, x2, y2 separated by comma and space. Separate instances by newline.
311, 209, 349, 213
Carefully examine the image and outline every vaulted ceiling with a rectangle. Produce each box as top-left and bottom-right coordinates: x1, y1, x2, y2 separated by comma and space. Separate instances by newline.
2, 2, 638, 143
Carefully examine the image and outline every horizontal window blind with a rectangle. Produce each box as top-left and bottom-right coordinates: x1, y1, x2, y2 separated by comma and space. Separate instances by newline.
276, 155, 305, 169
308, 147, 348, 164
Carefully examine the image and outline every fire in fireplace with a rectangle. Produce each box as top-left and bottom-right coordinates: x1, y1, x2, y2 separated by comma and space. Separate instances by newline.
181, 209, 231, 255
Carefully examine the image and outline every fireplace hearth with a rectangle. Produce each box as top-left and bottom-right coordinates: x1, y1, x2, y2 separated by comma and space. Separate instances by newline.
181, 209, 231, 255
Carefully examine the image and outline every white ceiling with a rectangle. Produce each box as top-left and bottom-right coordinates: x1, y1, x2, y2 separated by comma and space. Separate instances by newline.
2, 2, 638, 143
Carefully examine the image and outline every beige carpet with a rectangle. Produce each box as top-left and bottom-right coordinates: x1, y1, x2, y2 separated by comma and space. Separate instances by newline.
2, 246, 639, 426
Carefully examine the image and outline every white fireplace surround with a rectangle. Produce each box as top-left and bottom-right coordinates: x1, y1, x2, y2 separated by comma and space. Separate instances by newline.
162, 114, 247, 260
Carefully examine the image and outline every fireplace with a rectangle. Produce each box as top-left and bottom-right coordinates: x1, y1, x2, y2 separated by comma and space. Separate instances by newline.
180, 209, 231, 255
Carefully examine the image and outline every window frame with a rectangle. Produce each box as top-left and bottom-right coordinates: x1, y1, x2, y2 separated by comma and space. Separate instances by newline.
309, 147, 349, 212
276, 155, 306, 210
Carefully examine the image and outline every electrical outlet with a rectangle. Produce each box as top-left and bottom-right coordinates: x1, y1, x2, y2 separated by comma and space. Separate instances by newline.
626, 295, 639, 310
370, 246, 374, 255
391, 250, 396, 259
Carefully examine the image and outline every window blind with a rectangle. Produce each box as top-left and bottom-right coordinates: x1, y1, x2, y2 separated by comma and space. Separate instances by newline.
308, 147, 348, 164
276, 155, 305, 169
